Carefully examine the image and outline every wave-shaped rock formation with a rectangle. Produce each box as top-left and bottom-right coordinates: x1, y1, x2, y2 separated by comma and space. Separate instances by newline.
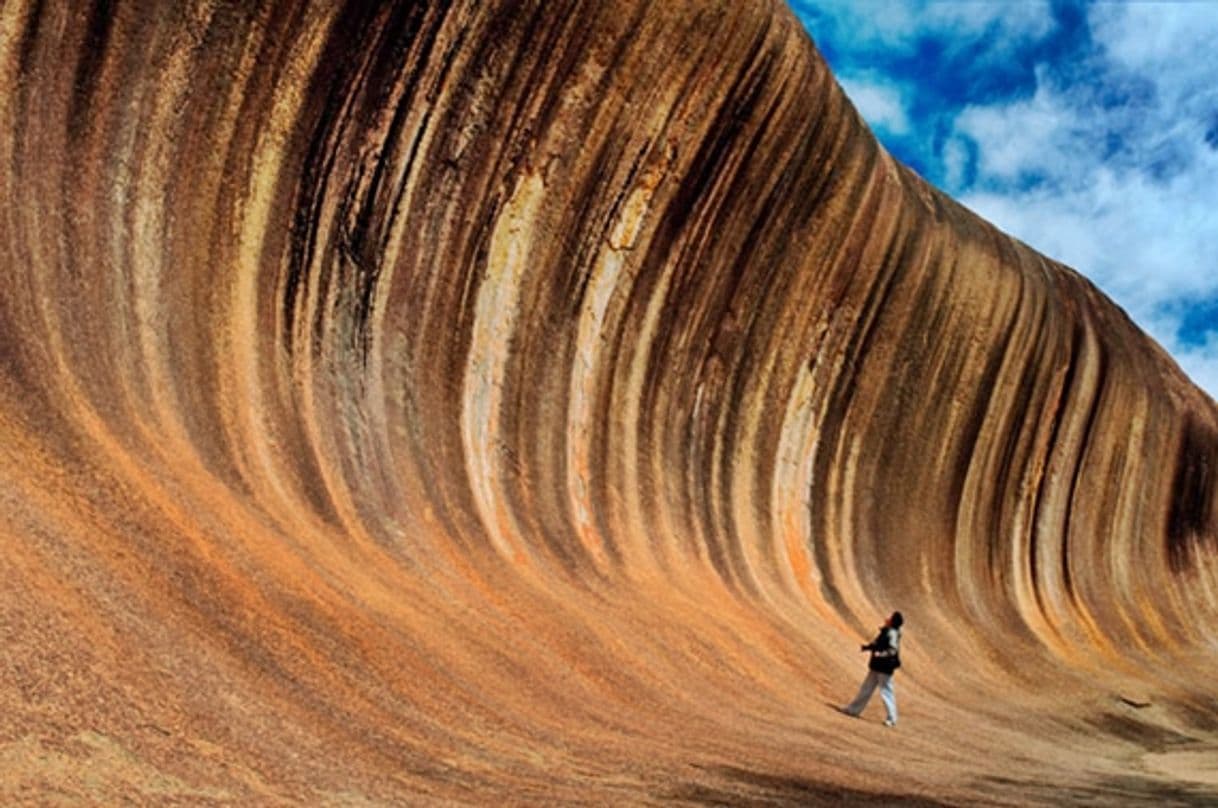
3, 0, 1217, 803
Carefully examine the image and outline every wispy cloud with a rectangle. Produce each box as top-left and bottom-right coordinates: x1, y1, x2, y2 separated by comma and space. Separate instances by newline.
794, 1, 1218, 400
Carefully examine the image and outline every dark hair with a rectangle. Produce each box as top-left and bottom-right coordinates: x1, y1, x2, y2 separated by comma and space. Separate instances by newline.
890, 611, 904, 628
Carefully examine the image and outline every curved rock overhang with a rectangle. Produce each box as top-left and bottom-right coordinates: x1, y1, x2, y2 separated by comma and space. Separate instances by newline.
1, 1, 1216, 803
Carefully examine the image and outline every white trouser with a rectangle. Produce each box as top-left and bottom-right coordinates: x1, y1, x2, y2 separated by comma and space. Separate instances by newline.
844, 670, 896, 723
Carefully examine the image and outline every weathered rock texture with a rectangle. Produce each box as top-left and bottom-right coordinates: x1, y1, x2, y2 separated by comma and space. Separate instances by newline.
2, 1, 1217, 804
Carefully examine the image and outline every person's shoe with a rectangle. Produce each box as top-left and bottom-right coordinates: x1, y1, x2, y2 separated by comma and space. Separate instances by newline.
883, 719, 896, 727
838, 706, 857, 717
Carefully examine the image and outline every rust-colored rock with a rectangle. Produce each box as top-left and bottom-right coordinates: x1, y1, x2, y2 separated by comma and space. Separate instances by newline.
2, 1, 1217, 804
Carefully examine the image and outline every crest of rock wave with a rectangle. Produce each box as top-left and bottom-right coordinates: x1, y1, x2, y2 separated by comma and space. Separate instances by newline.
1, 1, 1216, 804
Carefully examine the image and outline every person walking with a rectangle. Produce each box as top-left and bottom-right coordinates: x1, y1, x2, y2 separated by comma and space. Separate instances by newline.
842, 611, 903, 726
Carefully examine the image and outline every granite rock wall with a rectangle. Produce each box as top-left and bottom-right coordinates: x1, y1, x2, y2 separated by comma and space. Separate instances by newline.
2, 1, 1216, 803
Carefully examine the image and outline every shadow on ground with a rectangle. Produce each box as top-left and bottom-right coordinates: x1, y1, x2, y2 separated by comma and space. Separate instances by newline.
662, 764, 955, 806
980, 775, 1218, 807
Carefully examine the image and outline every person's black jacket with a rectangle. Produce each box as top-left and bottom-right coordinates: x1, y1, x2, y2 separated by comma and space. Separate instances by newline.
862, 626, 901, 674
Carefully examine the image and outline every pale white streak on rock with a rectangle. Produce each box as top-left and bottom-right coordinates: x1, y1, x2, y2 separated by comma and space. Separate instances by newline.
127, 7, 215, 459
566, 173, 658, 570
462, 170, 546, 562
772, 366, 832, 610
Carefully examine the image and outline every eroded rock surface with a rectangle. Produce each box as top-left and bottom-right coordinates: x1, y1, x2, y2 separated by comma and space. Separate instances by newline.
2, 1, 1216, 803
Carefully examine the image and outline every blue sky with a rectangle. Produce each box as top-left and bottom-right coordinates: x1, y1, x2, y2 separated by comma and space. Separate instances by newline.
792, 1, 1218, 399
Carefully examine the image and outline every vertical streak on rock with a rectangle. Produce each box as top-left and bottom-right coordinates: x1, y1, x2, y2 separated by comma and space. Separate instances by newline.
1031, 309, 1106, 651
810, 151, 905, 627
229, 6, 337, 529
567, 161, 662, 571
462, 171, 546, 563
950, 247, 1027, 634
1168, 416, 1218, 573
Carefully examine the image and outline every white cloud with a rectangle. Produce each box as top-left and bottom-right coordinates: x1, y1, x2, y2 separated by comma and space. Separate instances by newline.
942, 136, 969, 189
943, 5, 1218, 397
954, 80, 1076, 182
796, 0, 920, 49
801, 0, 1054, 53
1140, 317, 1218, 407
921, 1, 1054, 43
1091, 4, 1218, 75
965, 172, 1218, 405
838, 76, 910, 135
965, 176, 1218, 388
962, 146, 1218, 316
